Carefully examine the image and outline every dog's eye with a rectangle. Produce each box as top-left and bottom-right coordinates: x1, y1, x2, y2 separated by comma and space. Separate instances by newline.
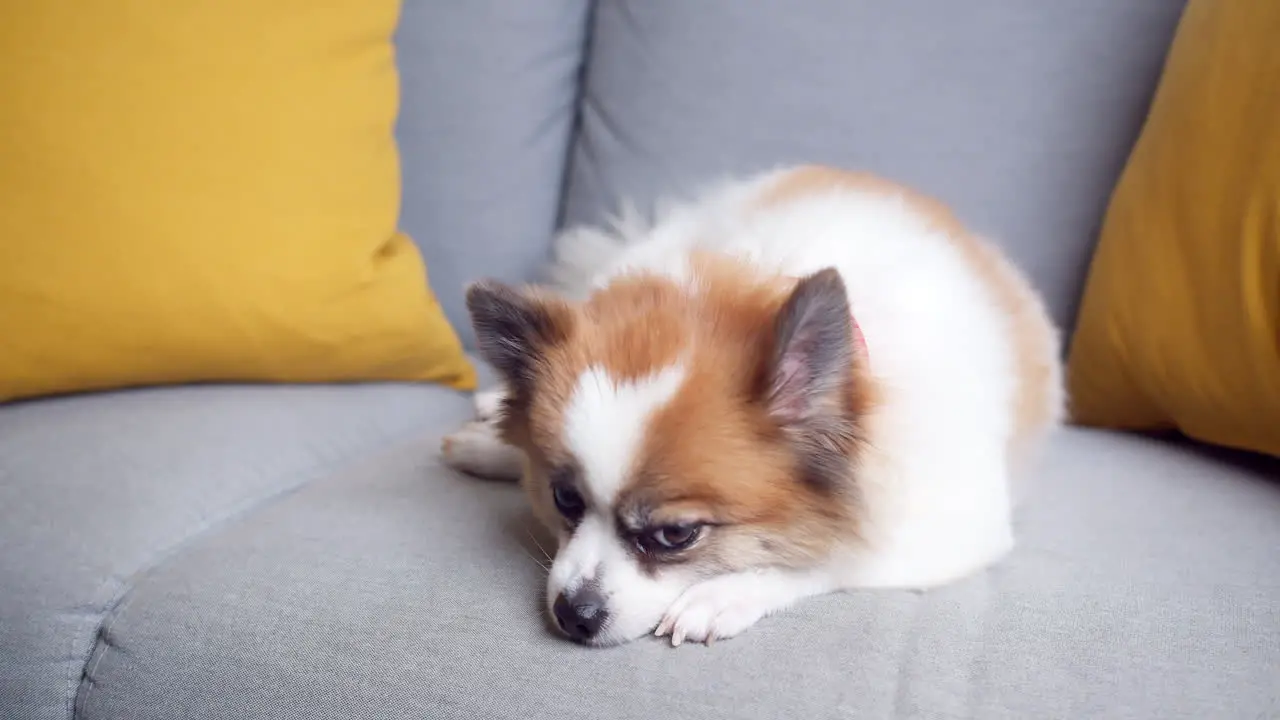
638, 523, 702, 553
552, 483, 585, 522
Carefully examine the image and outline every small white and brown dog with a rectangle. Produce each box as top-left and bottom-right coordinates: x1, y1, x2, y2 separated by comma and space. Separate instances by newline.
441, 164, 1064, 647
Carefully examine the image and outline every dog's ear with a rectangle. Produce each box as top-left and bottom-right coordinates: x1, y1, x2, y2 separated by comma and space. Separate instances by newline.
465, 280, 572, 394
762, 268, 858, 489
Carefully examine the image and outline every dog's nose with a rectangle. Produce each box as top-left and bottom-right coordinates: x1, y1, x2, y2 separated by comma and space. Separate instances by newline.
552, 587, 608, 642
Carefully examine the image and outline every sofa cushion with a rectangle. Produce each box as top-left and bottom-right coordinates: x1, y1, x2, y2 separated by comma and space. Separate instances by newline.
561, 0, 1188, 334
395, 1, 591, 345
0, 382, 474, 720
72, 428, 1280, 719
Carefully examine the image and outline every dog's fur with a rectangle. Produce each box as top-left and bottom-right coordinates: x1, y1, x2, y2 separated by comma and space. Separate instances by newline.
442, 165, 1064, 647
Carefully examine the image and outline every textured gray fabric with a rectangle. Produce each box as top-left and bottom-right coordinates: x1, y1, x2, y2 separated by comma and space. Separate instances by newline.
11, 5, 1280, 720
0, 382, 473, 720
561, 0, 1188, 334
395, 0, 591, 346
76, 428, 1280, 719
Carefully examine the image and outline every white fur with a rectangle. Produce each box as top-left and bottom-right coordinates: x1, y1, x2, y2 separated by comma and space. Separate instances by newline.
552, 167, 1061, 591
535, 363, 693, 645
656, 567, 835, 646
563, 364, 687, 505
439, 419, 523, 480
443, 166, 1064, 644
472, 389, 505, 422
548, 514, 690, 646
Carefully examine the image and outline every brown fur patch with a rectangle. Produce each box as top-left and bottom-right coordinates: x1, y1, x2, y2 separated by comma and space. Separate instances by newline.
502, 251, 878, 570
495, 274, 700, 534
518, 274, 693, 455
614, 254, 878, 568
756, 165, 1061, 456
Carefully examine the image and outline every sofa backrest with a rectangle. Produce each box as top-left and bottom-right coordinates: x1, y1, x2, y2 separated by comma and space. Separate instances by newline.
393, 1, 592, 348
398, 1, 1188, 347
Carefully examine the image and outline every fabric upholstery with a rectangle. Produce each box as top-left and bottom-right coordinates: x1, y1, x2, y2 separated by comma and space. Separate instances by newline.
73, 427, 1280, 719
0, 0, 474, 402
561, 0, 1188, 334
394, 1, 592, 346
0, 382, 474, 720
1068, 0, 1280, 458
6, 4, 1277, 720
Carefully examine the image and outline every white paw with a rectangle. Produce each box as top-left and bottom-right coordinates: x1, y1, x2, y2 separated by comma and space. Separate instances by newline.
440, 419, 524, 480
473, 388, 506, 422
654, 573, 782, 647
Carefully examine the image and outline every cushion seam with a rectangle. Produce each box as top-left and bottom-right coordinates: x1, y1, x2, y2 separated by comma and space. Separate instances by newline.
67, 421, 438, 719
552, 0, 598, 233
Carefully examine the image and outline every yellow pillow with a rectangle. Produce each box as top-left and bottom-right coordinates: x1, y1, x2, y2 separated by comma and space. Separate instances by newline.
1067, 0, 1280, 457
0, 1, 476, 402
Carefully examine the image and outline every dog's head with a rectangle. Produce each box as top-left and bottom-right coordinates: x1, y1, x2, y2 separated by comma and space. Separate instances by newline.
465, 257, 872, 646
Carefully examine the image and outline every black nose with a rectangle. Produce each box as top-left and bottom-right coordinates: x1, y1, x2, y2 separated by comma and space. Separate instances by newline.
553, 586, 608, 642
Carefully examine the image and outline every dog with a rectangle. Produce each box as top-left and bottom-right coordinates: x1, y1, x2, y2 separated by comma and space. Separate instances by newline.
441, 164, 1064, 647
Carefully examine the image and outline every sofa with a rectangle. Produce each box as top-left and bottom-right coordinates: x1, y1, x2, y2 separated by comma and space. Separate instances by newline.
4, 2, 1278, 719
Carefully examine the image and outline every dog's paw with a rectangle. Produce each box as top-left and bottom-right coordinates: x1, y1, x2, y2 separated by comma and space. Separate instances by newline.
654, 572, 784, 647
440, 419, 524, 481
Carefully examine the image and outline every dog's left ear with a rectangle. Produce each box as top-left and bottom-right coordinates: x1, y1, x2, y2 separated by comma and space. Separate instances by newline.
465, 280, 572, 395
763, 268, 858, 489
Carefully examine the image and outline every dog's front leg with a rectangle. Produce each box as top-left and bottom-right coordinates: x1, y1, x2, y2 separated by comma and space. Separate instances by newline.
654, 566, 835, 646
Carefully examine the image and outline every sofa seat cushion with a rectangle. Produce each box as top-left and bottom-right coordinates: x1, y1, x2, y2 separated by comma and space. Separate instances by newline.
0, 382, 475, 720
72, 428, 1280, 719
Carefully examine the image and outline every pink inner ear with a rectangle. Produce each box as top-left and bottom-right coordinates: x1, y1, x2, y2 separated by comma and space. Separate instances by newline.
770, 353, 811, 423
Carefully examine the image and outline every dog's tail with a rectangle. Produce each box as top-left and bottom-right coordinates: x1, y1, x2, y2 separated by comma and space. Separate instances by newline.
543, 202, 649, 300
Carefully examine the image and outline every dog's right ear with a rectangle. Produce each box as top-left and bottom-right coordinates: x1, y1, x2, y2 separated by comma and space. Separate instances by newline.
465, 280, 572, 393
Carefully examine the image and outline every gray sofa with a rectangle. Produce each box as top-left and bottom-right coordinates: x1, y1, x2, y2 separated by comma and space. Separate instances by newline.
4, 2, 1279, 719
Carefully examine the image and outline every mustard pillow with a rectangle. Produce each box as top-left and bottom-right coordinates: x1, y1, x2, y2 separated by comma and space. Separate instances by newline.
1067, 0, 1280, 456
0, 1, 476, 402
